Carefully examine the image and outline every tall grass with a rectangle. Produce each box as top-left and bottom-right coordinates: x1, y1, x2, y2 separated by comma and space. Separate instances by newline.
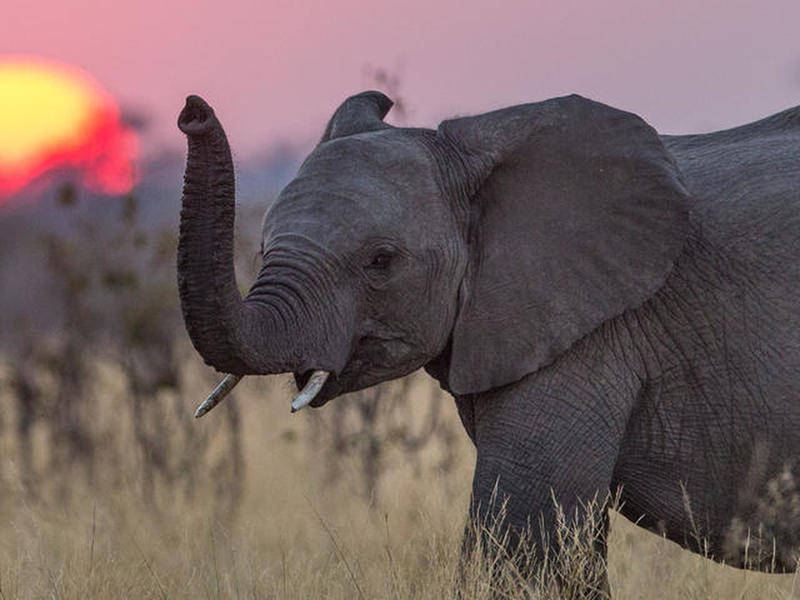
1, 362, 799, 599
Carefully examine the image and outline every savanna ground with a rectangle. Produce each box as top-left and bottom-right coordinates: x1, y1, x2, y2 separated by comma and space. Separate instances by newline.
1, 360, 799, 599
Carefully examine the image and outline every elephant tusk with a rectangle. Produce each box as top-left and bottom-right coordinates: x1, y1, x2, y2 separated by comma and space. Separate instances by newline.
194, 374, 243, 418
290, 370, 330, 413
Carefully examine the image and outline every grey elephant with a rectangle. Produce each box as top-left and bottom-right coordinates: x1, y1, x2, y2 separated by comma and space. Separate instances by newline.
176, 90, 800, 573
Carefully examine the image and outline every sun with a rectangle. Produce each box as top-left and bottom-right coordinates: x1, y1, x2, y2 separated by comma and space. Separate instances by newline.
0, 55, 138, 200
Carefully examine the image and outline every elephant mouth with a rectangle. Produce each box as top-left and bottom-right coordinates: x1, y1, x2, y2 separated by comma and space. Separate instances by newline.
292, 334, 415, 409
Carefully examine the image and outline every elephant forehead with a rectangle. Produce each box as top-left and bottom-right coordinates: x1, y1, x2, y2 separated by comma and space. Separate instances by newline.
293, 130, 441, 203
264, 132, 444, 250
263, 180, 431, 254
304, 129, 435, 175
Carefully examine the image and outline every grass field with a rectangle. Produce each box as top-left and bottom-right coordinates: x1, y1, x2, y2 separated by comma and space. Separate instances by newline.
1, 365, 799, 599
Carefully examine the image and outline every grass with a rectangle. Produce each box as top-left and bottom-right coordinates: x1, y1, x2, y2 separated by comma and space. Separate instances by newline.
1, 366, 799, 598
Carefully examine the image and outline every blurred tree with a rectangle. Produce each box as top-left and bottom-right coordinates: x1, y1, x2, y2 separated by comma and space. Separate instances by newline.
310, 372, 457, 502
3, 188, 246, 517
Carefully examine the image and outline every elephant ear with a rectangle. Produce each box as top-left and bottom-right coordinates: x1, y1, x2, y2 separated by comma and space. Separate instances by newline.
439, 94, 691, 395
320, 90, 394, 142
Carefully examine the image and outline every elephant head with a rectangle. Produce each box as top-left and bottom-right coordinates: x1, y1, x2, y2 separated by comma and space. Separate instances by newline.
177, 91, 689, 414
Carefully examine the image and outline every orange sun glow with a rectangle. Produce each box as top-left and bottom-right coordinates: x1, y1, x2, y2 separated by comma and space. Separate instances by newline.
0, 55, 138, 201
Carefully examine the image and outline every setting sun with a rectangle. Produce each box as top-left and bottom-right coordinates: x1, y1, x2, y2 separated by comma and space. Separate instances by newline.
0, 56, 138, 200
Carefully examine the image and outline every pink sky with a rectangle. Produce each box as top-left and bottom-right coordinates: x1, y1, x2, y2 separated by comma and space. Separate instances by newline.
4, 0, 799, 157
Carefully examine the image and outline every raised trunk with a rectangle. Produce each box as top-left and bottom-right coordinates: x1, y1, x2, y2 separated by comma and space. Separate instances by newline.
177, 95, 296, 375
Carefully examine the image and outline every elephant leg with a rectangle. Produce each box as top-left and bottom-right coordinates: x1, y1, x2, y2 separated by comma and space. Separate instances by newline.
461, 382, 628, 597
466, 453, 613, 596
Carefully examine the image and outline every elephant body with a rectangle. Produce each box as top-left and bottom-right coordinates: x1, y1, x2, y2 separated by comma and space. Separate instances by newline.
457, 105, 800, 567
176, 92, 800, 573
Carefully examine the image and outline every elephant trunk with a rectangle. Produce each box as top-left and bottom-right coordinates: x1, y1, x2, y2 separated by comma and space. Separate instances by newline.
177, 95, 299, 375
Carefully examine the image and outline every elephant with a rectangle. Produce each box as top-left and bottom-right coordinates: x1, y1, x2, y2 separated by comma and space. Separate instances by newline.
176, 90, 800, 576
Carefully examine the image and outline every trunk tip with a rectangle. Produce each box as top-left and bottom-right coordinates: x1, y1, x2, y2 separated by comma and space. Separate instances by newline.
178, 95, 216, 136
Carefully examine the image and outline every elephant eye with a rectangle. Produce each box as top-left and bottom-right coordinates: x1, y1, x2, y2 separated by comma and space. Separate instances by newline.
365, 249, 394, 272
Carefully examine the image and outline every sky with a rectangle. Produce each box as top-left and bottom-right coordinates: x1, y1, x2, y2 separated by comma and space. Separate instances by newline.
3, 0, 800, 158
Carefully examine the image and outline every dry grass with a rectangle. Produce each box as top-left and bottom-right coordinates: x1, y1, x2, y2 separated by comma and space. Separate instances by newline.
1, 366, 799, 599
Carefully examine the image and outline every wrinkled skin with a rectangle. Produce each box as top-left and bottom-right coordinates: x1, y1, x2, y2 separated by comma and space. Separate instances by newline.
177, 90, 800, 574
